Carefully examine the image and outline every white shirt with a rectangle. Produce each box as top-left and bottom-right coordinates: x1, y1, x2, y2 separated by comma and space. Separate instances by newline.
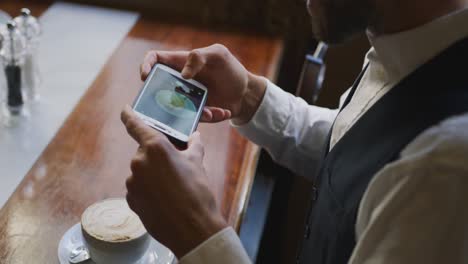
180, 7, 468, 264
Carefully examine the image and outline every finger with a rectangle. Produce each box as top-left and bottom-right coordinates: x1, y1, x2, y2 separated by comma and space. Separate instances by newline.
140, 51, 157, 81
209, 107, 227, 121
121, 105, 164, 145
204, 107, 230, 123
224, 109, 232, 119
128, 192, 156, 219
186, 131, 205, 159
126, 175, 138, 193
126, 192, 142, 215
200, 108, 213, 122
157, 50, 189, 71
181, 50, 206, 79
130, 149, 146, 174
140, 50, 189, 81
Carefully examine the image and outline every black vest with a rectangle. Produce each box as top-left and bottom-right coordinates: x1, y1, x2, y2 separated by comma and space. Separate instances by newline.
297, 37, 468, 264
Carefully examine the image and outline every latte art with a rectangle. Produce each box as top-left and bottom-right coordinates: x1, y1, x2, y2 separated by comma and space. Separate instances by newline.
81, 199, 146, 242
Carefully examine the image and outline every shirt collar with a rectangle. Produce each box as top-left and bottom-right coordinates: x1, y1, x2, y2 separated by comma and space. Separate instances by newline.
366, 7, 468, 82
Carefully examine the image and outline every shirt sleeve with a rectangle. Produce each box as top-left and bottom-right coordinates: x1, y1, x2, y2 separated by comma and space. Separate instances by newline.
178, 227, 252, 264
349, 114, 468, 264
232, 80, 338, 178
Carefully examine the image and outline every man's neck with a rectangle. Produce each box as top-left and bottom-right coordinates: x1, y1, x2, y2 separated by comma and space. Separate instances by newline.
369, 0, 468, 36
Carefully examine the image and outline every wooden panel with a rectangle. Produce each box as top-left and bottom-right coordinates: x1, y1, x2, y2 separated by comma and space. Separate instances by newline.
0, 1, 283, 263
66, 0, 311, 35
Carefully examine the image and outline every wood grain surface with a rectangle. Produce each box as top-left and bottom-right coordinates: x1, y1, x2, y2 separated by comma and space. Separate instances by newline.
0, 1, 283, 263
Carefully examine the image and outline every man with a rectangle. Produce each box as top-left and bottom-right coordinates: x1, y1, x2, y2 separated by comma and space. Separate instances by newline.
120, 0, 468, 262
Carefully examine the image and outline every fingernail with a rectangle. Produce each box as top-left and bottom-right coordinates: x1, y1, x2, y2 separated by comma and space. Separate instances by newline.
181, 69, 190, 79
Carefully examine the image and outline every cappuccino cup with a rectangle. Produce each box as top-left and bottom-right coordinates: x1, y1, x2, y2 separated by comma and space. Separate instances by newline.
81, 198, 151, 264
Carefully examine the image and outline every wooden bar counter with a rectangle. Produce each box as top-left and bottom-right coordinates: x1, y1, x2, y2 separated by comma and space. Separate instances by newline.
0, 1, 283, 262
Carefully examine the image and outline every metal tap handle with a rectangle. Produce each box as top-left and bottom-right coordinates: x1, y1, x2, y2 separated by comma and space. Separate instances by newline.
313, 42, 328, 61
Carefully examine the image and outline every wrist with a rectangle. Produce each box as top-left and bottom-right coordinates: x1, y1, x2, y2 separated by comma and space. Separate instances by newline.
175, 208, 228, 258
233, 73, 267, 125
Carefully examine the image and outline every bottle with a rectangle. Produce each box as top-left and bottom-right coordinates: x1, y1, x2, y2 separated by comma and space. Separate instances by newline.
0, 31, 5, 109
0, 21, 27, 116
14, 8, 41, 101
0, 12, 11, 117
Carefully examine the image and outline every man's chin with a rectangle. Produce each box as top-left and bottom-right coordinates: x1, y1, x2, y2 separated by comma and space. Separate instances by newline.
311, 22, 348, 44
311, 18, 364, 45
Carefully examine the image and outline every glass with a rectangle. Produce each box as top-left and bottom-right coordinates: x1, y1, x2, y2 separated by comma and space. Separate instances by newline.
14, 8, 41, 101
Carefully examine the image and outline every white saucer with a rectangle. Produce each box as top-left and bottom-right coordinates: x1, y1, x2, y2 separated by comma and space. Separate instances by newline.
58, 223, 175, 264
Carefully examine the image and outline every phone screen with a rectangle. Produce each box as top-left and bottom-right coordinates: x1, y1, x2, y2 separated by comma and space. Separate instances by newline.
134, 67, 206, 136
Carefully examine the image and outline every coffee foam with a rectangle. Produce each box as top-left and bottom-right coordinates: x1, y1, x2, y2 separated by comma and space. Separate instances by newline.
81, 198, 147, 242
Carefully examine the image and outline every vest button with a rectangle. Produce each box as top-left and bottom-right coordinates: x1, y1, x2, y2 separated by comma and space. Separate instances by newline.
311, 186, 318, 201
304, 225, 311, 239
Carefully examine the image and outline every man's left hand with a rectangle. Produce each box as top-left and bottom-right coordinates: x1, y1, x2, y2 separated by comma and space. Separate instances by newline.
121, 106, 227, 258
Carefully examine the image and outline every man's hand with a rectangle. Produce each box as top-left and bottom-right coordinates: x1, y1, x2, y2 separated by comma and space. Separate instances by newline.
140, 44, 267, 124
121, 106, 228, 258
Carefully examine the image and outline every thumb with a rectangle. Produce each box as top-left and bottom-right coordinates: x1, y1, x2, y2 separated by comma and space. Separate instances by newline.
186, 131, 205, 159
121, 105, 168, 146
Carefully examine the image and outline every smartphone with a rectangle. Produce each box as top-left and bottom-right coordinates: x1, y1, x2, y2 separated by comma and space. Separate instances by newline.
132, 64, 208, 148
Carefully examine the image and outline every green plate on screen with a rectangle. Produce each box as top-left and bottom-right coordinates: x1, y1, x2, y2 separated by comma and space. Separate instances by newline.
154, 90, 197, 119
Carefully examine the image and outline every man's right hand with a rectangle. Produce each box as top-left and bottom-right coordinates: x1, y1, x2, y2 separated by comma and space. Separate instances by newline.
140, 44, 267, 124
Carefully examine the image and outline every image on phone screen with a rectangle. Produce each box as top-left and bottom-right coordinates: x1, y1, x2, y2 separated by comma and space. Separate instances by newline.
134, 67, 206, 136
